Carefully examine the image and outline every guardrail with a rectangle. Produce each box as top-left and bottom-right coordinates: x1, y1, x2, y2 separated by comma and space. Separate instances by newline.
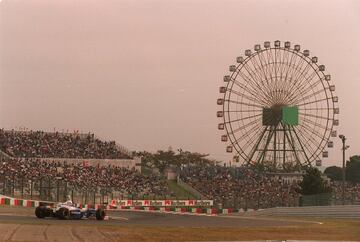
246, 205, 360, 218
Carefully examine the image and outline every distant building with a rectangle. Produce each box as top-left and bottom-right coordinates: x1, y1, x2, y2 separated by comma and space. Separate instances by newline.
164, 166, 178, 180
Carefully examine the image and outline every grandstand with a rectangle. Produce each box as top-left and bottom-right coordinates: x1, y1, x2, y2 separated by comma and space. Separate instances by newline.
180, 164, 300, 209
0, 129, 132, 159
0, 129, 141, 170
1, 128, 360, 209
0, 128, 175, 203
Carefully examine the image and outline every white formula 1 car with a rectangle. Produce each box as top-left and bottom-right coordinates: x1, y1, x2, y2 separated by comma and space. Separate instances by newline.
35, 198, 106, 220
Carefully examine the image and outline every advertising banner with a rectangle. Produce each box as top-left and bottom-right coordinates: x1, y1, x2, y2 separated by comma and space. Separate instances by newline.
111, 199, 213, 207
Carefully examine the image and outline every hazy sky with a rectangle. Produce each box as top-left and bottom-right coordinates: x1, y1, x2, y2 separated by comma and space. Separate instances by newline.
1, 0, 359, 167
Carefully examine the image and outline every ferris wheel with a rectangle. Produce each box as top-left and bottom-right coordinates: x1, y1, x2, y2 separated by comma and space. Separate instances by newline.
217, 40, 339, 170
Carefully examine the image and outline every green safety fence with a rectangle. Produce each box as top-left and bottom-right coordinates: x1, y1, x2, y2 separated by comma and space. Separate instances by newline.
299, 193, 332, 206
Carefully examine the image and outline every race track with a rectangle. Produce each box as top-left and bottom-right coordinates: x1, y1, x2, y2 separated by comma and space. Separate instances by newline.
0, 206, 314, 242
0, 207, 310, 227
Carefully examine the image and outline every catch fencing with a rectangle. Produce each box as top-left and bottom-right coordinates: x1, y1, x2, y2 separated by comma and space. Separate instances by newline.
0, 174, 184, 205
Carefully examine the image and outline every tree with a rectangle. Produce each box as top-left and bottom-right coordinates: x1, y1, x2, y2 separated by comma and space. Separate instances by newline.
298, 167, 331, 195
134, 149, 218, 173
324, 166, 342, 181
346, 155, 360, 183
153, 150, 176, 173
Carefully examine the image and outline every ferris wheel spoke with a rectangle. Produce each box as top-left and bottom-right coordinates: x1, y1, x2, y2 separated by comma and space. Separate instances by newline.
225, 113, 262, 124
299, 112, 329, 121
290, 66, 320, 102
301, 115, 328, 132
227, 88, 268, 107
291, 121, 323, 163
249, 55, 268, 85
296, 97, 331, 107
231, 124, 265, 158
251, 51, 278, 97
232, 122, 263, 145
279, 49, 291, 82
273, 48, 281, 82
258, 55, 283, 101
299, 124, 326, 146
242, 126, 268, 162
282, 57, 314, 103
226, 109, 261, 113
227, 99, 263, 109
294, 87, 326, 106
299, 107, 332, 111
267, 49, 278, 93
290, 57, 311, 86
235, 70, 273, 105
227, 85, 261, 104
259, 51, 278, 102
290, 75, 323, 104
266, 52, 283, 102
300, 117, 328, 138
290, 126, 313, 165
249, 57, 279, 104
229, 116, 262, 135
281, 124, 303, 165
275, 48, 284, 84
231, 78, 270, 105
270, 50, 287, 103
293, 125, 319, 157
256, 51, 273, 90
241, 63, 274, 104
281, 52, 303, 100
295, 125, 325, 162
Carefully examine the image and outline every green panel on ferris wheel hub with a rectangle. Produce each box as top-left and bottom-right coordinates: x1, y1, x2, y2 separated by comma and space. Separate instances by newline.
282, 106, 299, 125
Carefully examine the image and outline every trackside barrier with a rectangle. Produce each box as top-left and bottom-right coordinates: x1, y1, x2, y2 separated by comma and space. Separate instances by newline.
206, 208, 217, 215
0, 195, 40, 208
1, 194, 242, 216
191, 208, 203, 214
144, 207, 155, 212
222, 208, 233, 214
245, 205, 360, 218
175, 207, 187, 213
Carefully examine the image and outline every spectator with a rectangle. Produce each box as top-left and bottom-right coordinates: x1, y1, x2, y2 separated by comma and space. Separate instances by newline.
0, 129, 131, 159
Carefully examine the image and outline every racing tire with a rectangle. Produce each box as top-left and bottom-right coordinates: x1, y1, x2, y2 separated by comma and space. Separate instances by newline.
95, 208, 106, 220
57, 207, 70, 220
35, 206, 46, 219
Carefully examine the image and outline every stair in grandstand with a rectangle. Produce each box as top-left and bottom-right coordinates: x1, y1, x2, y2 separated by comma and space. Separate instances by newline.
166, 180, 197, 199
176, 177, 208, 200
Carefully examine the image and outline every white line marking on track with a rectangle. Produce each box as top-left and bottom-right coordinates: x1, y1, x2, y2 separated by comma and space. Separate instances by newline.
109, 216, 129, 221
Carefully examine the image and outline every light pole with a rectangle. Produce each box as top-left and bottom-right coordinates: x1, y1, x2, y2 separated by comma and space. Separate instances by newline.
338, 135, 349, 205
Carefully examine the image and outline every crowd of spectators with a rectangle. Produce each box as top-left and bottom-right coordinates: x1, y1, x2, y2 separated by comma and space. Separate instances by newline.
330, 181, 360, 203
180, 165, 301, 208
0, 157, 173, 199
0, 129, 131, 159
181, 165, 360, 208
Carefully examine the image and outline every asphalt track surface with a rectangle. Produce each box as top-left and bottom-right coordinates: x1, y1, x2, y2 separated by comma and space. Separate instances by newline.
0, 206, 316, 242
0, 208, 311, 227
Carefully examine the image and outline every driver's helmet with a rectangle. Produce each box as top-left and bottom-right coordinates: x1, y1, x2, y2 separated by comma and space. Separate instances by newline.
65, 200, 73, 206
65, 195, 73, 206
